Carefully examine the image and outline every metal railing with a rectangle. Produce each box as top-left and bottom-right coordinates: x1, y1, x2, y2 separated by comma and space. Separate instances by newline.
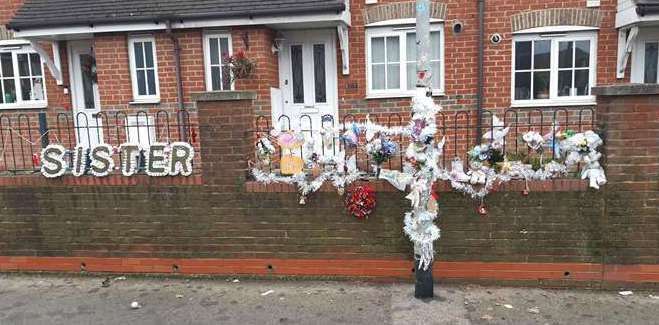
0, 110, 198, 174
254, 107, 597, 174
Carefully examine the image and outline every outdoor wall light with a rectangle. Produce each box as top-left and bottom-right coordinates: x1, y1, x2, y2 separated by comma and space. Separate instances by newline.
452, 20, 464, 34
272, 35, 286, 54
490, 33, 503, 44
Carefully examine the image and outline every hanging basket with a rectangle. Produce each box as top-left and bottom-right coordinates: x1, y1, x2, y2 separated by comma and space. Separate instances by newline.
225, 50, 256, 83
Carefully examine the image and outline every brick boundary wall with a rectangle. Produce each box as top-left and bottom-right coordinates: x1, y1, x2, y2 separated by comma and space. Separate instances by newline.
592, 84, 659, 266
0, 89, 656, 287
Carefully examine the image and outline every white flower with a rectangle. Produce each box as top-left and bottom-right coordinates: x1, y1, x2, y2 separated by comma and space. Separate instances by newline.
523, 131, 545, 151
482, 115, 509, 149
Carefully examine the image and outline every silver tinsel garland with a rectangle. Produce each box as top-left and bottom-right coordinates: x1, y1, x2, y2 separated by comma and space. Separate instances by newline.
251, 91, 606, 271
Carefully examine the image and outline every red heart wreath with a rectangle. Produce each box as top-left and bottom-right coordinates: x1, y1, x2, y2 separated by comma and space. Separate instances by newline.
345, 185, 376, 220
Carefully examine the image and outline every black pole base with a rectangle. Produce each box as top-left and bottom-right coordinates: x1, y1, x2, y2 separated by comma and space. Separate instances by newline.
414, 257, 434, 299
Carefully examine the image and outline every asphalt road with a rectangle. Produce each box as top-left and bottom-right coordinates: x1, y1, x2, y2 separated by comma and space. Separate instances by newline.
0, 274, 657, 324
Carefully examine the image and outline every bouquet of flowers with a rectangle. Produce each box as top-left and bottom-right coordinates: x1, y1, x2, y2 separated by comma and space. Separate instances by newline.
468, 143, 504, 167
256, 137, 276, 164
523, 131, 545, 152
366, 136, 398, 165
340, 123, 361, 148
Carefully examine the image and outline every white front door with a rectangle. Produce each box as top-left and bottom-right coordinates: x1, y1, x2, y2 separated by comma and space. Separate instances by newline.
69, 40, 103, 147
278, 30, 338, 134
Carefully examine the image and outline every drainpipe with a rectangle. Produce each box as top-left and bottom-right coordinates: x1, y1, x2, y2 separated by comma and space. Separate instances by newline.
166, 20, 184, 111
476, 0, 485, 144
165, 20, 188, 141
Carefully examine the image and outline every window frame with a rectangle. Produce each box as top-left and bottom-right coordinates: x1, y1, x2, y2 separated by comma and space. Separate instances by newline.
511, 30, 597, 107
630, 27, 659, 84
641, 41, 659, 83
202, 32, 234, 92
365, 23, 445, 99
127, 35, 160, 103
0, 45, 47, 110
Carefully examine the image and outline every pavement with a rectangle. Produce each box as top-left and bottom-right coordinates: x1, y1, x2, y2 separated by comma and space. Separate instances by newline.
0, 274, 658, 324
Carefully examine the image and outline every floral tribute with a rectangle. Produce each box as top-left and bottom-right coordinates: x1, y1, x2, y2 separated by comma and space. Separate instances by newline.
250, 89, 607, 270
366, 135, 398, 177
41, 142, 195, 178
345, 185, 376, 220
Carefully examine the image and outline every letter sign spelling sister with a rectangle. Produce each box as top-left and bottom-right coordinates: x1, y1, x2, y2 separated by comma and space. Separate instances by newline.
40, 142, 195, 178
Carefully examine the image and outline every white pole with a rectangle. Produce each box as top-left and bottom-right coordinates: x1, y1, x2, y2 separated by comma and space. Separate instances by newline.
416, 0, 431, 90
413, 0, 434, 299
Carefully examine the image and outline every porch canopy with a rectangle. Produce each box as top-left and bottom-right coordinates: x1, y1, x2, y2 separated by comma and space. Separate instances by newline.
616, 0, 659, 78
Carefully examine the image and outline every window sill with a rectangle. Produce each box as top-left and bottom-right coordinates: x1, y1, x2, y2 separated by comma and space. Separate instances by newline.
0, 102, 48, 110
129, 98, 161, 105
510, 98, 597, 108
366, 90, 445, 99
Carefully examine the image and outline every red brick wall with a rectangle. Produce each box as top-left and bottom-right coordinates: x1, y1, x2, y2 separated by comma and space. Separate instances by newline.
595, 89, 659, 265
343, 0, 620, 115
0, 93, 657, 286
232, 27, 280, 116
94, 30, 207, 108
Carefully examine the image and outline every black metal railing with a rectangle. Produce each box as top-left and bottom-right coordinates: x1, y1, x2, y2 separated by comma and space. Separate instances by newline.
254, 107, 597, 174
0, 110, 198, 174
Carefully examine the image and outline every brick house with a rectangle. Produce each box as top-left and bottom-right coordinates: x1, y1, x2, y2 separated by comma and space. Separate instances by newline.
0, 0, 651, 150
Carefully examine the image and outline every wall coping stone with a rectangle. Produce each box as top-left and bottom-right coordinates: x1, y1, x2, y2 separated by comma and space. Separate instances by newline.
245, 179, 589, 193
592, 84, 659, 96
192, 91, 257, 102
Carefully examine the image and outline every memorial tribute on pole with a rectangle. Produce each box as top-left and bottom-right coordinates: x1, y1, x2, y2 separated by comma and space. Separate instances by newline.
413, 0, 435, 299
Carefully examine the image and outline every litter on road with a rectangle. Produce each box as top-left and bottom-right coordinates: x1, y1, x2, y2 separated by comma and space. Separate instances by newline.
261, 290, 275, 296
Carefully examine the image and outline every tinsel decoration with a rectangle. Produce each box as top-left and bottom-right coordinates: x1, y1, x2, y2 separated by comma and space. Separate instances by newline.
250, 91, 607, 272
345, 185, 376, 220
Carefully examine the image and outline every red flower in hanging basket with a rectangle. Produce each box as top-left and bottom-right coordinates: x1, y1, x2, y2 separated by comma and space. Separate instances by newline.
345, 185, 376, 220
224, 50, 256, 83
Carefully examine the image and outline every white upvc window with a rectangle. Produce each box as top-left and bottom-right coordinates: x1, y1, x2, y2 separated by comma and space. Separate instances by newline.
511, 30, 597, 107
127, 36, 160, 103
203, 33, 233, 91
366, 24, 444, 98
0, 45, 47, 109
642, 41, 658, 83
629, 27, 659, 83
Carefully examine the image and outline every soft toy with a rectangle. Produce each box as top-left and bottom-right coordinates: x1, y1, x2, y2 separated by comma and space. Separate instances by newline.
581, 151, 607, 189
